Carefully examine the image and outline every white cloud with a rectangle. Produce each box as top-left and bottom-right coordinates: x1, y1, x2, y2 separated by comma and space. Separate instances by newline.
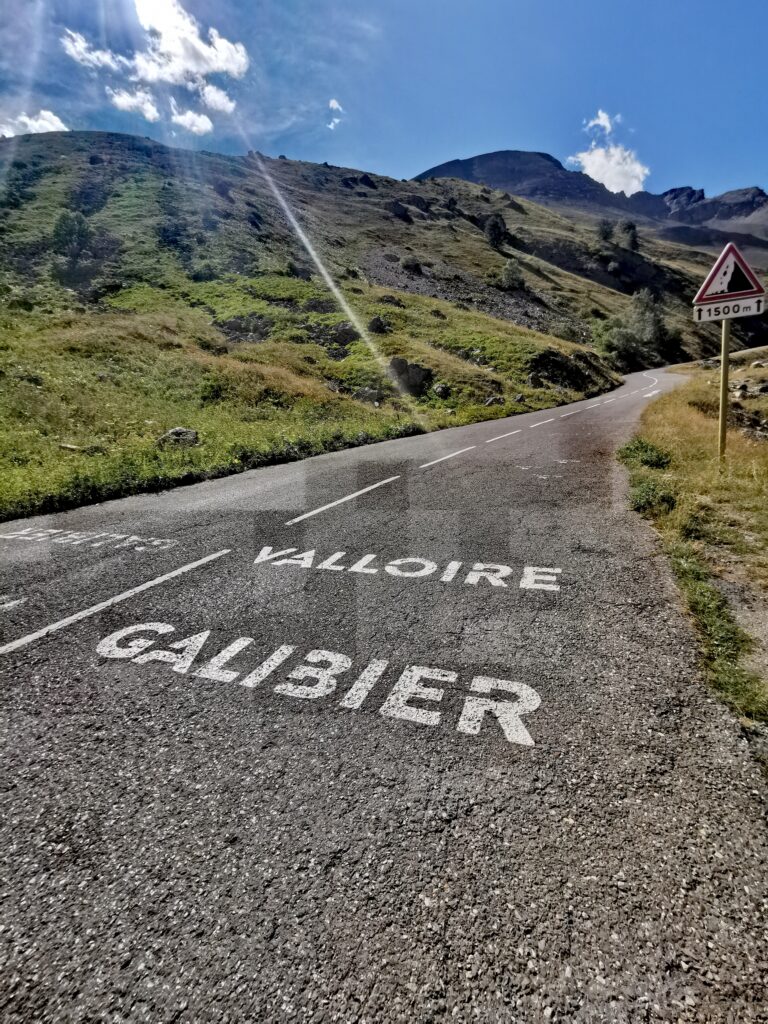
586, 109, 613, 134
132, 0, 249, 85
170, 98, 213, 135
60, 29, 127, 72
0, 109, 69, 137
329, 98, 344, 113
198, 82, 236, 114
567, 143, 650, 196
60, 1, 248, 134
106, 87, 160, 122
327, 117, 341, 130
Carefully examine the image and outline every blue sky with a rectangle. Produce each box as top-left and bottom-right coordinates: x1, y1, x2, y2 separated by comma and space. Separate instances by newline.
0, 0, 765, 197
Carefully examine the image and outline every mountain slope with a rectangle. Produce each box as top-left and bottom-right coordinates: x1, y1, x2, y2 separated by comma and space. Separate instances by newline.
416, 150, 768, 249
0, 131, 760, 517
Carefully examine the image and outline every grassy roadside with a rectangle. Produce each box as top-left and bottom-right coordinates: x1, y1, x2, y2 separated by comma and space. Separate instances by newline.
618, 351, 768, 732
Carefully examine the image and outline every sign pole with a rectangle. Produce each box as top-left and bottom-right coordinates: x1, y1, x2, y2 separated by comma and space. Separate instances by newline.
718, 318, 730, 463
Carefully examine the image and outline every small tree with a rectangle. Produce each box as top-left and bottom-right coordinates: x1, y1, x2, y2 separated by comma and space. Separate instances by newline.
500, 259, 524, 291
617, 219, 639, 251
484, 213, 506, 249
597, 218, 615, 242
52, 211, 92, 261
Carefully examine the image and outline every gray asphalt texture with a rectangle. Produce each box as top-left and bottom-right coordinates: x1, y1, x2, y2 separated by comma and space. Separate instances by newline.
1, 369, 767, 1023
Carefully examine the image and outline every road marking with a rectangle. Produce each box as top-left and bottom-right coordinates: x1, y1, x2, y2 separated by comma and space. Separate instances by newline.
529, 418, 554, 428
97, 623, 543, 747
643, 390, 661, 398
602, 398, 616, 404
419, 447, 475, 468
0, 595, 26, 610
485, 429, 522, 443
285, 476, 400, 525
254, 544, 562, 592
559, 409, 582, 418
587, 403, 602, 409
0, 549, 231, 657
0, 526, 177, 552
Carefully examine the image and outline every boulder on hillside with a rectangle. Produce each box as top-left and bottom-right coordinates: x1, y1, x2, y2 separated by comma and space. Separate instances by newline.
368, 315, 390, 334
432, 383, 451, 399
385, 200, 412, 223
359, 173, 377, 189
387, 356, 433, 396
156, 427, 199, 448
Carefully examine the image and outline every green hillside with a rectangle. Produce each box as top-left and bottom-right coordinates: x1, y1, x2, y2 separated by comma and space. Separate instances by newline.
0, 131, 728, 519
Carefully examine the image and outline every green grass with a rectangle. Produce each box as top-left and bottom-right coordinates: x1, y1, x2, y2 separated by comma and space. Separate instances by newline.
619, 357, 768, 722
667, 543, 767, 721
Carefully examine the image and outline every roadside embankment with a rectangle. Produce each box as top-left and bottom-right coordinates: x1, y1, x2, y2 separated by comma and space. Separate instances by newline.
618, 349, 768, 764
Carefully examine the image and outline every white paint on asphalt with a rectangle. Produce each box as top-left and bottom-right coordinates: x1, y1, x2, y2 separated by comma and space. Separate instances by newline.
519, 567, 562, 592
0, 526, 177, 552
253, 545, 562, 592
0, 595, 27, 610
284, 476, 400, 526
97, 623, 543, 746
485, 429, 521, 443
603, 398, 616, 404
529, 418, 554, 428
643, 390, 661, 398
0, 549, 231, 657
560, 410, 582, 418
419, 446, 476, 468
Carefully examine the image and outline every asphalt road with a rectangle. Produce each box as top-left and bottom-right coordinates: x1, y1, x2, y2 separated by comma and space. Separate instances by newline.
1, 368, 767, 1022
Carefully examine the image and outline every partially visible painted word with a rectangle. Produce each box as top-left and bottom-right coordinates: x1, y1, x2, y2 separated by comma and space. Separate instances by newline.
0, 527, 177, 553
254, 545, 562, 592
97, 622, 543, 747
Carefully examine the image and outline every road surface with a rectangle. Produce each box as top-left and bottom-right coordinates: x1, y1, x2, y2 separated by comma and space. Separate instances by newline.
1, 369, 766, 1022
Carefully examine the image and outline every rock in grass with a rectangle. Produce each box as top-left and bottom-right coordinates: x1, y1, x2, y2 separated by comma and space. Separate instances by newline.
484, 395, 504, 407
157, 427, 199, 448
387, 356, 433, 396
368, 315, 390, 334
433, 383, 451, 398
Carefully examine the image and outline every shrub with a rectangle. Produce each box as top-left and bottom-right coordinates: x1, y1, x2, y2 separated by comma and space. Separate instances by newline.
617, 219, 639, 251
618, 436, 672, 469
400, 255, 421, 274
52, 211, 92, 260
500, 259, 525, 291
484, 213, 506, 249
597, 219, 615, 242
629, 478, 676, 514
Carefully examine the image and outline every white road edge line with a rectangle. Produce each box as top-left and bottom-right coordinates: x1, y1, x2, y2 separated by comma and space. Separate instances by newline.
0, 549, 232, 657
486, 429, 522, 443
529, 418, 554, 428
419, 447, 475, 469
285, 476, 401, 525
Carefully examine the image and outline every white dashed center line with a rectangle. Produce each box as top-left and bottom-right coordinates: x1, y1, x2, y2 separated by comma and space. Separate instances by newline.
285, 476, 401, 525
529, 418, 554, 428
603, 398, 616, 404
560, 409, 582, 418
486, 429, 522, 443
419, 447, 476, 468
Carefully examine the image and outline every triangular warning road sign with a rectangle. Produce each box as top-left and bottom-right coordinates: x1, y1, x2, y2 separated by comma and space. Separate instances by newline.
694, 242, 766, 305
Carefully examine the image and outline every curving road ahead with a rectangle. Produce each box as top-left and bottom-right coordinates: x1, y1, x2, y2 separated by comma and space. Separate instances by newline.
1, 369, 767, 1022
